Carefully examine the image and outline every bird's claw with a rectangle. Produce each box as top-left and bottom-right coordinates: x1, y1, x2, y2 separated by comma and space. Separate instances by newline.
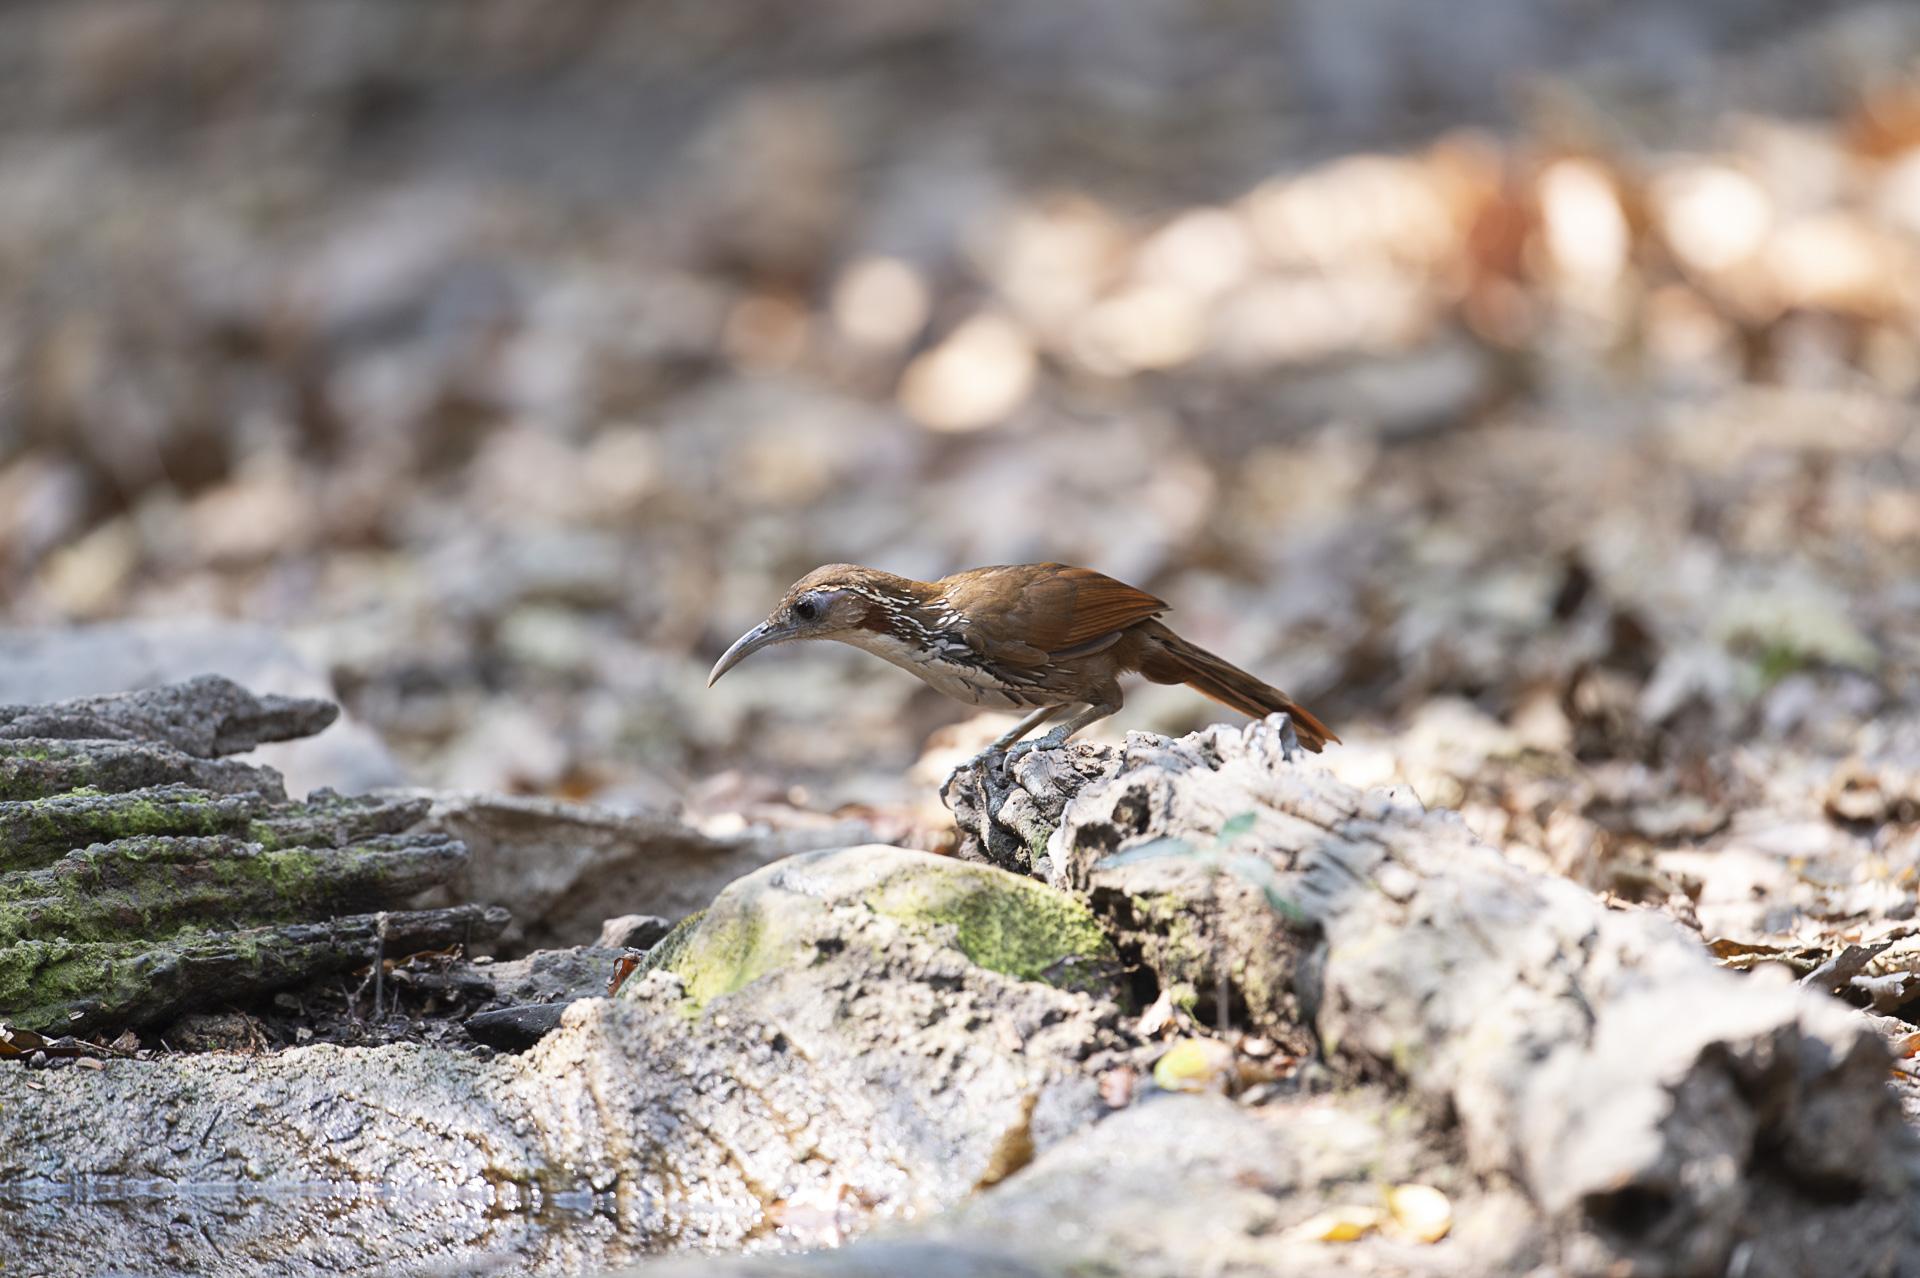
944, 721, 1078, 793
942, 750, 994, 798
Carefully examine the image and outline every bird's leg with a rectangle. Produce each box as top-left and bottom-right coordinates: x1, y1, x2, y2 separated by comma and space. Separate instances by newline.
985, 704, 1060, 755
945, 705, 1059, 798
1003, 699, 1119, 767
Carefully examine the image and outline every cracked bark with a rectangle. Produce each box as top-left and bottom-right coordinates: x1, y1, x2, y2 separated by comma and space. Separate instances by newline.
0, 679, 498, 1033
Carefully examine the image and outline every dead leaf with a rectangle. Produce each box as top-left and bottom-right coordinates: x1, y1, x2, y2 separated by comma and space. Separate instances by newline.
606, 952, 642, 997
1137, 988, 1176, 1038
1098, 1066, 1136, 1109
1800, 941, 1895, 995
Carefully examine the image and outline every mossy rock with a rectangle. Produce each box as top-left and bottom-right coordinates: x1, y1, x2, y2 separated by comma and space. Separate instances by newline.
630, 844, 1123, 1011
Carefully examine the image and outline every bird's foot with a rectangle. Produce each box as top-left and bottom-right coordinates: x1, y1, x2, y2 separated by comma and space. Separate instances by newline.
942, 750, 994, 800
945, 738, 1015, 797
942, 723, 1074, 796
1002, 724, 1073, 770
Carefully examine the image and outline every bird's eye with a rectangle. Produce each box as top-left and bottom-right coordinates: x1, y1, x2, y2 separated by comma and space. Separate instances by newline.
793, 595, 821, 622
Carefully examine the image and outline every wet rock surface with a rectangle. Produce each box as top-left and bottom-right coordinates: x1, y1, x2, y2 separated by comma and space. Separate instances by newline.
629, 1093, 1510, 1278
0, 844, 1136, 1275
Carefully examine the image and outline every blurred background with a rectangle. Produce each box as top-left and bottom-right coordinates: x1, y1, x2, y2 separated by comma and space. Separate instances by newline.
1, 1, 1917, 926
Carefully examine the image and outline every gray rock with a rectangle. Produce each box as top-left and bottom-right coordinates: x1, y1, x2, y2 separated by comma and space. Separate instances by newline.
464, 1001, 571, 1050
419, 791, 877, 950
627, 1093, 1532, 1278
484, 945, 632, 1005
597, 913, 673, 951
627, 1242, 1060, 1278
0, 735, 285, 802
0, 832, 467, 943
632, 843, 1126, 1006
942, 742, 1123, 874
9, 713, 1914, 1278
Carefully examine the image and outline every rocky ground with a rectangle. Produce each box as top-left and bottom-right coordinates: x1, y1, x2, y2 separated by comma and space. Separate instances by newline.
2, 685, 1915, 1278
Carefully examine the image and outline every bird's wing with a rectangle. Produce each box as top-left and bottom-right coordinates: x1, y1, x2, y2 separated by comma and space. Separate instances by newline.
943, 563, 1168, 667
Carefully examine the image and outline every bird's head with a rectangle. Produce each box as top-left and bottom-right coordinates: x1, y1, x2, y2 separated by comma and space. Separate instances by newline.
707, 564, 918, 686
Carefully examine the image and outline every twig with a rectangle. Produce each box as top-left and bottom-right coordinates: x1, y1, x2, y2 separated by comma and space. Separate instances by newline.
372, 911, 390, 1021
1215, 929, 1231, 1033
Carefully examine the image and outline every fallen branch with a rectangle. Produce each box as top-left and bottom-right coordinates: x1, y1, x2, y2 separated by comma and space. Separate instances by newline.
946, 717, 1917, 1274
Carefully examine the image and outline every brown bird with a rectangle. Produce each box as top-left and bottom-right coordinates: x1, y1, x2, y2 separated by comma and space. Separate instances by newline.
707, 562, 1337, 760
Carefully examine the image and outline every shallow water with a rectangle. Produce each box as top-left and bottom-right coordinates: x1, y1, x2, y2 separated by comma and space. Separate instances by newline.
0, 1177, 670, 1278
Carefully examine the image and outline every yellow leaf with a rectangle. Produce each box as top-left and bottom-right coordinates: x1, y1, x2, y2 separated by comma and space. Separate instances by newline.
1151, 1037, 1234, 1092
1387, 1183, 1453, 1242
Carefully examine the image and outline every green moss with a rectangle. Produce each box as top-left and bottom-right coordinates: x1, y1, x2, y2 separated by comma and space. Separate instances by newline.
0, 834, 446, 945
626, 847, 1122, 1013
0, 743, 76, 799
1129, 891, 1211, 974
862, 860, 1116, 994
620, 909, 712, 1016
666, 909, 771, 1008
0, 901, 485, 1035
0, 933, 209, 1032
247, 792, 429, 851
1755, 641, 1808, 689
636, 909, 704, 974
0, 742, 261, 803
0, 928, 279, 1033
0, 787, 259, 870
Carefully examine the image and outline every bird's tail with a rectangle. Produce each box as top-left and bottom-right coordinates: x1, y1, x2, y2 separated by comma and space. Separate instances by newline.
1135, 622, 1339, 752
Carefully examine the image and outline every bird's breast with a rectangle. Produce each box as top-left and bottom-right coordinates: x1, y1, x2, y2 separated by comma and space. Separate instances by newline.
837, 628, 1049, 709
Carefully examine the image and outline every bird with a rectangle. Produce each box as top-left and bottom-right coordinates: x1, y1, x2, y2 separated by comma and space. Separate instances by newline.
706, 562, 1337, 762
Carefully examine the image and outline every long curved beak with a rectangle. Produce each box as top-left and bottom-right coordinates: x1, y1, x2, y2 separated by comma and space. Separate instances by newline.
707, 620, 796, 687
